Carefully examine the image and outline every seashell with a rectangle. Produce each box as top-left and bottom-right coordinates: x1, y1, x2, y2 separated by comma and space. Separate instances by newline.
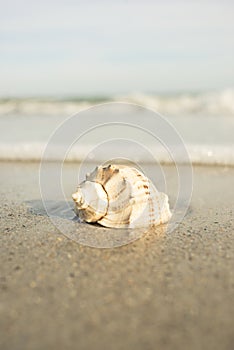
72, 164, 171, 228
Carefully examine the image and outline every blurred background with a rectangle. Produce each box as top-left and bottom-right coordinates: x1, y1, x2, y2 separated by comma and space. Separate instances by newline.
1, 0, 234, 96
0, 0, 233, 164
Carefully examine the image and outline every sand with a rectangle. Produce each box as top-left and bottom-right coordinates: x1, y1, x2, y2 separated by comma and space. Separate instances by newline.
0, 162, 233, 350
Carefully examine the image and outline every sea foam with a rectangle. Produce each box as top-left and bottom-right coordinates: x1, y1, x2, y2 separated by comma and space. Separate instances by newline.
1, 89, 234, 116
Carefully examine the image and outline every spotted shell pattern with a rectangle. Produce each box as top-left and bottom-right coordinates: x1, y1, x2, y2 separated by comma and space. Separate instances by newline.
72, 164, 171, 228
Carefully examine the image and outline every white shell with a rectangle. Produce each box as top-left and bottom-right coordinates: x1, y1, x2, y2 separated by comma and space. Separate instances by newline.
72, 164, 171, 228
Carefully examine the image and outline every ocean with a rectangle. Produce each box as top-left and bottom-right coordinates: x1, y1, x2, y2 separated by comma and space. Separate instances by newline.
0, 89, 234, 166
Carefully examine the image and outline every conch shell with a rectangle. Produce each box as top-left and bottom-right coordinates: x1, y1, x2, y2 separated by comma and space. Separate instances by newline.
72, 164, 171, 228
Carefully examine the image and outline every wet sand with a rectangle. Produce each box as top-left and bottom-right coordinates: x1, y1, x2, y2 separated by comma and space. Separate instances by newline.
0, 162, 234, 350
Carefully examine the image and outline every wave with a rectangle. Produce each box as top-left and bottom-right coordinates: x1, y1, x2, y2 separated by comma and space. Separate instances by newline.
118, 89, 234, 116
0, 89, 234, 116
0, 142, 233, 165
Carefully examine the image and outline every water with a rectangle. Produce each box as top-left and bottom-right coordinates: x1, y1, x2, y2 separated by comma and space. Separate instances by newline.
0, 90, 234, 165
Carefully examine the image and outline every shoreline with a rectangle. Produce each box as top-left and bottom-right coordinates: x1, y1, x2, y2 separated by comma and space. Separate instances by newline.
1, 159, 234, 167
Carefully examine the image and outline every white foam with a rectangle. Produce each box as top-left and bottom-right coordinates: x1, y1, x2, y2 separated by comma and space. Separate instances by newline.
0, 99, 92, 116
1, 89, 234, 116
115, 89, 234, 116
0, 142, 233, 165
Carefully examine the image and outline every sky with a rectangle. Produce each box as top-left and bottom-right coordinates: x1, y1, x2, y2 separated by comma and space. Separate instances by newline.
0, 0, 234, 96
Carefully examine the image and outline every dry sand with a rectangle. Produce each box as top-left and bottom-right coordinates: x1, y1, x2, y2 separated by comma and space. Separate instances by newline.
0, 162, 233, 350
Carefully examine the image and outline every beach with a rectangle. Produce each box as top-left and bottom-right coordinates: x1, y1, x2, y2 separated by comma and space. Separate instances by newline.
0, 161, 233, 350
1, 0, 234, 348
